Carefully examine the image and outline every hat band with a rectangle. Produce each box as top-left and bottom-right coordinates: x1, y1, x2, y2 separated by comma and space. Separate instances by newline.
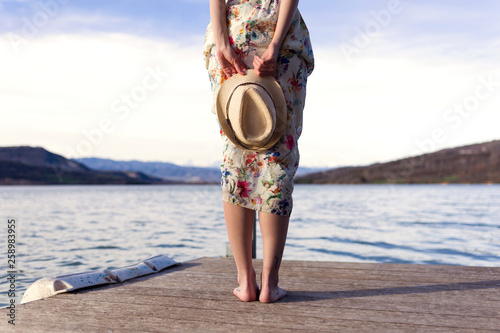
225, 82, 278, 150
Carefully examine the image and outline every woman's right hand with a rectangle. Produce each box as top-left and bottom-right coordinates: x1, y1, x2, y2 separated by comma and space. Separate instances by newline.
216, 46, 247, 78
253, 43, 280, 77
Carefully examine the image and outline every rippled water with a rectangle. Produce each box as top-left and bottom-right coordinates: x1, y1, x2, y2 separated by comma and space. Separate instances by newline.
1, 184, 499, 307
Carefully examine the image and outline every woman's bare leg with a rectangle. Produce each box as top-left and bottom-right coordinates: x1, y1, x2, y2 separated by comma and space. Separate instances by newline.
258, 211, 289, 303
223, 201, 258, 301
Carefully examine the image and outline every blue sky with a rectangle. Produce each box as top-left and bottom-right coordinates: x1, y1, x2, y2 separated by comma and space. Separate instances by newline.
1, 0, 499, 167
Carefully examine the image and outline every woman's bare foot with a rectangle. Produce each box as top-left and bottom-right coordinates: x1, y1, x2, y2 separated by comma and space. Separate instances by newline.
233, 283, 259, 302
259, 255, 287, 303
259, 285, 287, 303
233, 270, 259, 302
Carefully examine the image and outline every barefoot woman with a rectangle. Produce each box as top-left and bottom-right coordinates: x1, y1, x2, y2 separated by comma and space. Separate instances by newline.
203, 0, 314, 303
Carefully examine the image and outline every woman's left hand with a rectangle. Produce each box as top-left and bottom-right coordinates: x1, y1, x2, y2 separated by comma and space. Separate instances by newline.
253, 43, 280, 76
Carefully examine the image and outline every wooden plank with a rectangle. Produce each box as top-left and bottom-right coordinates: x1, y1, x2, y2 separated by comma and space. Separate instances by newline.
53, 290, 500, 328
72, 284, 500, 318
11, 297, 491, 333
181, 258, 500, 283
1, 257, 499, 332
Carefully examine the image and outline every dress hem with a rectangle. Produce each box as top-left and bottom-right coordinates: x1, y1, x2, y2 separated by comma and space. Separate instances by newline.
222, 195, 292, 217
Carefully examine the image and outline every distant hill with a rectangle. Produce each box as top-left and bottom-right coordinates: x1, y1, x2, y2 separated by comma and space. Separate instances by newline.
75, 158, 221, 184
296, 166, 330, 177
0, 146, 89, 172
0, 146, 326, 185
6, 140, 497, 186
0, 146, 172, 185
296, 140, 500, 184
74, 158, 329, 183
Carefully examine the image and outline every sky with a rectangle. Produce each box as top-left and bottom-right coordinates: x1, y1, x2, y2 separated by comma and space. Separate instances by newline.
1, 0, 499, 168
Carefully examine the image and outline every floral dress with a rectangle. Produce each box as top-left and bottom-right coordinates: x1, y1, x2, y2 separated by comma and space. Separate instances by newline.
203, 0, 314, 217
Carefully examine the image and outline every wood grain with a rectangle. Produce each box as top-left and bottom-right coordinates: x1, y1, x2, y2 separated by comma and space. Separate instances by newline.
2, 257, 499, 332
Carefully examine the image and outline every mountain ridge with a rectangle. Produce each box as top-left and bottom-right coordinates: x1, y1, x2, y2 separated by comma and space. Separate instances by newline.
74, 157, 221, 183
0, 146, 173, 185
295, 140, 500, 184
74, 157, 328, 183
2, 140, 499, 185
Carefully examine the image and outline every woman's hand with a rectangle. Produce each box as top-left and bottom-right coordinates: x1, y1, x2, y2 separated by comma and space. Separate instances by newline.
253, 43, 280, 77
253, 0, 298, 77
210, 0, 246, 78
216, 46, 247, 78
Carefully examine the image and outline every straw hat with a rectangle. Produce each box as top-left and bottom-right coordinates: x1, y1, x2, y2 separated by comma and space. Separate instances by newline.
216, 70, 286, 151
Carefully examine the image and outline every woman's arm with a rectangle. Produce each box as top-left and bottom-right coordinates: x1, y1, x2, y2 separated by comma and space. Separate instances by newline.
271, 0, 300, 49
253, 0, 299, 76
210, 0, 246, 77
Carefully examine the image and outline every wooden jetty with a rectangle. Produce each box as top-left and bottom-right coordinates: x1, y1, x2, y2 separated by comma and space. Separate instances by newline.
2, 257, 500, 332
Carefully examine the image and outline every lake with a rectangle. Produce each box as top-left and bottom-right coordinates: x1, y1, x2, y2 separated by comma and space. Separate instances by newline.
1, 184, 499, 307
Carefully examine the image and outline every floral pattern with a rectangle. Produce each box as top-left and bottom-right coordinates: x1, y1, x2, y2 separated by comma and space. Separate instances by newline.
203, 0, 314, 217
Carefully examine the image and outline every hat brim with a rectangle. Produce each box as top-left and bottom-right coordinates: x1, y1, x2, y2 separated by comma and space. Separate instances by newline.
216, 70, 287, 151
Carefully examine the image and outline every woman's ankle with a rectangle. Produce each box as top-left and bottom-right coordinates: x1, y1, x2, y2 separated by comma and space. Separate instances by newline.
260, 269, 279, 289
238, 267, 256, 285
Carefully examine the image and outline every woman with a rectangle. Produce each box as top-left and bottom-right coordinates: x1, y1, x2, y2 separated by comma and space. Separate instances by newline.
204, 0, 314, 303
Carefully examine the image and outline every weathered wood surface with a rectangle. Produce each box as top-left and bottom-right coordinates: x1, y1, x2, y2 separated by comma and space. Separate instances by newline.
2, 257, 500, 332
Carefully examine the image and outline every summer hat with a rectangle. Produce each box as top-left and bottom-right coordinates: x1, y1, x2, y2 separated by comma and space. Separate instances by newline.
216, 69, 286, 151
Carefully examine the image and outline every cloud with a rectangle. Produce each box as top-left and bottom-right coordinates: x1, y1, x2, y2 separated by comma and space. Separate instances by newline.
299, 40, 500, 167
1, 28, 499, 167
0, 32, 218, 165
1, 2, 500, 167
